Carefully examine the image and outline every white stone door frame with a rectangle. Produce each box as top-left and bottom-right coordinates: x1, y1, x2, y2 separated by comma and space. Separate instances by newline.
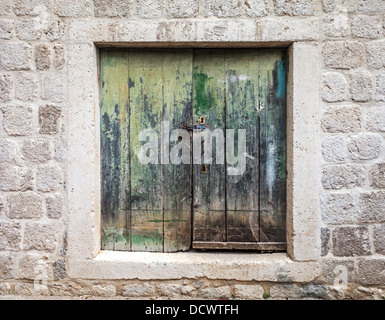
66, 19, 321, 281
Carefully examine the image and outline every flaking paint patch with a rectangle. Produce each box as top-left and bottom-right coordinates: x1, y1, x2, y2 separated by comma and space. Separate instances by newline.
266, 137, 277, 203
193, 67, 212, 115
101, 48, 287, 250
275, 60, 286, 99
229, 74, 250, 82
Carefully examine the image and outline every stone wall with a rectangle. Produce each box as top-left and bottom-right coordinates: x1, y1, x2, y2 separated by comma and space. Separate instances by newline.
0, 0, 385, 300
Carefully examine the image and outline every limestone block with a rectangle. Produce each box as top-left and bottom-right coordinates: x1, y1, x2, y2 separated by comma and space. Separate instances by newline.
41, 73, 64, 102
0, 220, 21, 251
0, 43, 32, 71
244, 0, 269, 17
322, 72, 347, 102
359, 191, 385, 223
358, 0, 385, 12
374, 224, 385, 255
366, 105, 385, 131
321, 105, 361, 133
0, 74, 11, 102
54, 0, 92, 17
168, 0, 199, 18
15, 72, 38, 102
321, 164, 365, 189
332, 226, 371, 256
23, 221, 58, 252
1, 105, 33, 136
122, 283, 154, 297
13, 0, 50, 16
320, 193, 356, 224
45, 193, 63, 219
233, 284, 264, 299
6, 192, 43, 219
17, 252, 53, 280
0, 253, 13, 278
136, 0, 164, 18
357, 259, 385, 285
15, 19, 42, 40
323, 14, 350, 37
0, 166, 34, 191
0, 19, 13, 39
44, 20, 66, 41
93, 0, 132, 18
53, 45, 65, 70
321, 136, 346, 162
352, 15, 381, 39
367, 40, 385, 69
274, 0, 315, 16
369, 163, 385, 188
323, 41, 364, 69
35, 44, 51, 71
36, 165, 63, 192
38, 105, 62, 135
322, 259, 355, 283
205, 0, 243, 17
200, 286, 231, 299
349, 72, 373, 102
375, 73, 385, 101
0, 139, 16, 163
21, 139, 52, 163
347, 133, 382, 160
52, 259, 67, 280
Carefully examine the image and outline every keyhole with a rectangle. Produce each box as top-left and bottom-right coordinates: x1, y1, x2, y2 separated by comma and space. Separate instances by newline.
199, 116, 205, 125
201, 164, 208, 174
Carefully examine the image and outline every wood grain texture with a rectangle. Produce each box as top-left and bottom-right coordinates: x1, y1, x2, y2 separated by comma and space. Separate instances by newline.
129, 51, 165, 252
259, 50, 287, 243
100, 50, 130, 251
225, 50, 260, 242
192, 241, 286, 251
101, 49, 194, 252
162, 50, 193, 252
192, 50, 226, 242
100, 48, 287, 252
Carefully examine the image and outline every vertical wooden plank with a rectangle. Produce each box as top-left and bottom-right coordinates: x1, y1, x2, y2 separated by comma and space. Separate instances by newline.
192, 50, 226, 242
129, 50, 164, 252
259, 49, 287, 243
100, 49, 130, 250
225, 50, 260, 242
162, 50, 193, 252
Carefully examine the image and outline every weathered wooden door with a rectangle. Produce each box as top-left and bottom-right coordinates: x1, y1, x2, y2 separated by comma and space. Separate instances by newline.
100, 48, 286, 252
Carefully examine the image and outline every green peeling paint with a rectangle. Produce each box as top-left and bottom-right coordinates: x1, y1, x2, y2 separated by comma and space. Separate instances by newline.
275, 60, 286, 99
131, 232, 163, 247
193, 66, 217, 116
101, 48, 287, 252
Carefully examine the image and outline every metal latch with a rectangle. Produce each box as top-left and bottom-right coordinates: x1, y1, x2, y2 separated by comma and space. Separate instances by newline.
179, 116, 208, 131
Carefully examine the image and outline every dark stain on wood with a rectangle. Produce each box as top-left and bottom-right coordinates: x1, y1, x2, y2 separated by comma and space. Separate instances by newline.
100, 48, 287, 252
